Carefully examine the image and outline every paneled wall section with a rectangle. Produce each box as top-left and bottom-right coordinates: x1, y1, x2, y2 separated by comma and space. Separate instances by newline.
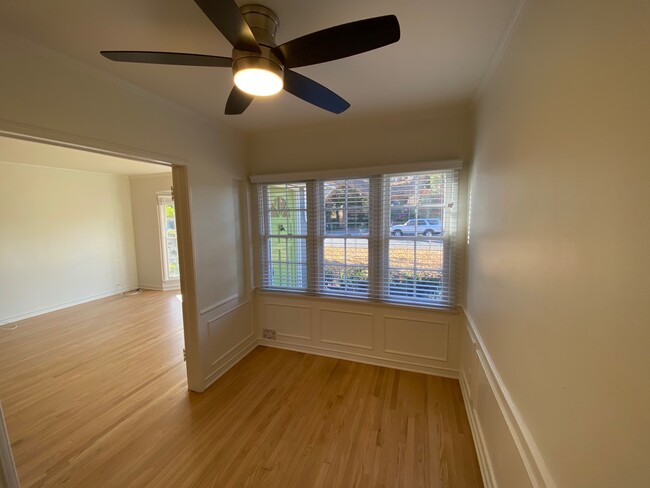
255, 293, 461, 378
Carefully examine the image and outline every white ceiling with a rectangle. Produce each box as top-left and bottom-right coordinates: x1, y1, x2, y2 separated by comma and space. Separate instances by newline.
0, 136, 171, 176
0, 0, 521, 133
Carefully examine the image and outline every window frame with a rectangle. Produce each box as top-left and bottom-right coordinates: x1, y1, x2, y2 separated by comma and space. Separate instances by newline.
254, 164, 460, 310
319, 178, 371, 298
157, 193, 180, 283
258, 183, 309, 291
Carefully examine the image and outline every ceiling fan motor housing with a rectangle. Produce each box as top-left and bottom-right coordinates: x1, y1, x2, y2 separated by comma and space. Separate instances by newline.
232, 4, 283, 82
240, 4, 279, 47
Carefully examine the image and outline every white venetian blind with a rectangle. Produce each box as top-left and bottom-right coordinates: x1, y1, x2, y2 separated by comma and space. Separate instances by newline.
256, 182, 309, 290
378, 169, 460, 307
255, 166, 460, 309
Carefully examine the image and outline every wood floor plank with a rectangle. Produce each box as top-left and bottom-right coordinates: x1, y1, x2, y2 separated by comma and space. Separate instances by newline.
0, 291, 483, 487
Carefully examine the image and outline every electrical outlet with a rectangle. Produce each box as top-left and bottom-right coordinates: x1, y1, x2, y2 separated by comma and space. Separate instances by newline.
263, 328, 276, 340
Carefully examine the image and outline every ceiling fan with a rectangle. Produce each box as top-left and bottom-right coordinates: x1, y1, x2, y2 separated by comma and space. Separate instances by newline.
100, 0, 400, 115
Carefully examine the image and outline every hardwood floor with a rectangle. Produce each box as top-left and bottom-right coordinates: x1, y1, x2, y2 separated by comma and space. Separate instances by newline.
0, 291, 482, 487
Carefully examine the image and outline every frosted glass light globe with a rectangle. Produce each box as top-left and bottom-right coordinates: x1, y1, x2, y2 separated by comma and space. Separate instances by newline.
234, 68, 283, 96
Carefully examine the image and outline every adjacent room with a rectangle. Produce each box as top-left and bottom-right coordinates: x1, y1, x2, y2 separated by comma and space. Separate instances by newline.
0, 136, 180, 316
0, 137, 191, 486
0, 0, 648, 487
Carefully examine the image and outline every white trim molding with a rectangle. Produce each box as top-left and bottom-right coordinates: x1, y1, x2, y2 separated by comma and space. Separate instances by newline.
250, 159, 462, 183
0, 403, 20, 488
258, 339, 460, 379
204, 339, 258, 390
199, 294, 239, 316
202, 299, 256, 391
472, 0, 530, 102
254, 292, 462, 381
460, 308, 556, 488
0, 286, 138, 324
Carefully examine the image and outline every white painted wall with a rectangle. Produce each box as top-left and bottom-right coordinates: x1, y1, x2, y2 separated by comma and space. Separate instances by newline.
0, 162, 137, 322
0, 31, 252, 391
465, 1, 650, 486
128, 173, 174, 291
247, 108, 472, 174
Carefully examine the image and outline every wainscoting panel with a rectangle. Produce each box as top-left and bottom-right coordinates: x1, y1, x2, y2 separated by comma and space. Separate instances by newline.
383, 316, 448, 361
319, 309, 374, 350
460, 310, 551, 488
208, 302, 253, 366
264, 303, 312, 341
255, 292, 462, 378
201, 296, 256, 389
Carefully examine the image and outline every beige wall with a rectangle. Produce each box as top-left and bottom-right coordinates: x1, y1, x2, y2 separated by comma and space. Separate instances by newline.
247, 108, 472, 174
465, 0, 650, 486
129, 173, 174, 291
0, 162, 137, 322
0, 31, 251, 391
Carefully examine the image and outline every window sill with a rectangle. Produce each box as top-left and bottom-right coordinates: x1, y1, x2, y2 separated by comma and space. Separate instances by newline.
254, 288, 460, 315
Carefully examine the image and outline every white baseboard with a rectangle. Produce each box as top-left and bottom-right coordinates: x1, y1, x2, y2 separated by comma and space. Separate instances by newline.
461, 309, 555, 488
0, 285, 137, 324
258, 338, 460, 379
138, 283, 163, 291
138, 283, 180, 292
162, 281, 180, 291
203, 338, 258, 391
0, 403, 19, 488
459, 366, 497, 488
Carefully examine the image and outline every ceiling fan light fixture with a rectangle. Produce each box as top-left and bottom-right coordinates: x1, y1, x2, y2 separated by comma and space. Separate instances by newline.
101, 0, 401, 114
233, 57, 284, 97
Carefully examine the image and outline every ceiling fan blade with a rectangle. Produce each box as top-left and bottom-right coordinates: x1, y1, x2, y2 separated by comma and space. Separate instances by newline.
194, 0, 260, 53
283, 70, 350, 114
225, 86, 254, 115
101, 51, 232, 67
273, 15, 400, 69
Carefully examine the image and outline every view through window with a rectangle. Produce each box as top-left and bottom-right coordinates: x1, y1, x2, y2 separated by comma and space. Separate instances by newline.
158, 194, 180, 281
256, 168, 459, 308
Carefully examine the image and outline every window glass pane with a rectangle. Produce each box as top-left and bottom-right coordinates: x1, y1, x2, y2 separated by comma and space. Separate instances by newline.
267, 210, 307, 236
323, 237, 368, 295
388, 236, 444, 300
267, 237, 307, 289
389, 174, 447, 230
347, 209, 369, 235
164, 203, 176, 239
388, 240, 443, 270
266, 183, 307, 236
323, 179, 369, 236
159, 196, 180, 281
166, 239, 180, 278
387, 171, 453, 304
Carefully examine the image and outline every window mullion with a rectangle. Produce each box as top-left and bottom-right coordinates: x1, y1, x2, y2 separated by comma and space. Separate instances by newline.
257, 184, 269, 288
306, 180, 320, 294
368, 175, 383, 300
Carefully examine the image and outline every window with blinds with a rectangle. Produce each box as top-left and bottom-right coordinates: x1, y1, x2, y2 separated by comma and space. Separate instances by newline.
256, 168, 460, 308
258, 183, 308, 290
321, 179, 370, 297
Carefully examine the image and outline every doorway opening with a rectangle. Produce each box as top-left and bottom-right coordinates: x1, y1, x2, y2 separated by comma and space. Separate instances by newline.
0, 130, 198, 389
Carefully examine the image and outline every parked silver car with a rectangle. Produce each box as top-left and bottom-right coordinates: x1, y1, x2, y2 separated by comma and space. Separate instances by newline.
390, 218, 442, 236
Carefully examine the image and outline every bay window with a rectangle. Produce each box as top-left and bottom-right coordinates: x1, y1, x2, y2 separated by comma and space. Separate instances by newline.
255, 164, 460, 308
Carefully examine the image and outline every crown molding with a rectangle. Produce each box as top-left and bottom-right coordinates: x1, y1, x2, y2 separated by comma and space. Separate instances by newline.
472, 0, 530, 104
